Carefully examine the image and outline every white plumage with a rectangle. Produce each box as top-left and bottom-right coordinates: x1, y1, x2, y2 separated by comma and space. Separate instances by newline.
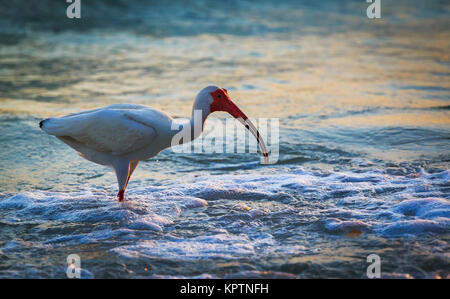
43, 104, 165, 156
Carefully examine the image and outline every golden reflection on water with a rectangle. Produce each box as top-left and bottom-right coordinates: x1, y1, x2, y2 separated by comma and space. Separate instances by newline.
321, 111, 450, 128
0, 5, 448, 180
1, 28, 448, 130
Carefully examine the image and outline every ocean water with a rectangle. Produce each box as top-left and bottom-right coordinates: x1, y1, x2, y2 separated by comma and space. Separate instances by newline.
0, 0, 449, 278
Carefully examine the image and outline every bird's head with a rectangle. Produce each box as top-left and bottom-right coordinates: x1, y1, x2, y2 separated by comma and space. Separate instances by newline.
194, 85, 269, 163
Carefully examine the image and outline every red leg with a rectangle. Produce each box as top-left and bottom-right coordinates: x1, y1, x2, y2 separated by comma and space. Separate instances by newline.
117, 189, 125, 202
125, 174, 131, 187
115, 161, 139, 202
124, 161, 139, 191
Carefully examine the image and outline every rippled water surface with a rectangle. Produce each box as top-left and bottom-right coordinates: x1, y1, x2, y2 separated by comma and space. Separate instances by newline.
0, 0, 449, 278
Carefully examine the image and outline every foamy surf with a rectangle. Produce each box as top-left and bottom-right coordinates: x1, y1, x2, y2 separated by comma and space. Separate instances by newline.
0, 167, 448, 277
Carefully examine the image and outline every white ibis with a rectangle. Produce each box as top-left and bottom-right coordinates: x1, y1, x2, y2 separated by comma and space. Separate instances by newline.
40, 86, 269, 201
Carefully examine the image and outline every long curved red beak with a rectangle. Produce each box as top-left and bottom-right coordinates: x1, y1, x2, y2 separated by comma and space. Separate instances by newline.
223, 100, 269, 164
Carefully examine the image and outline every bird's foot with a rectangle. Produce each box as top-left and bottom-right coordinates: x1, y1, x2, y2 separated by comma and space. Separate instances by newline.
117, 190, 125, 202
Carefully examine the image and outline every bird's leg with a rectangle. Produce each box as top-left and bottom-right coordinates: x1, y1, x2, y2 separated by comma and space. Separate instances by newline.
113, 159, 131, 202
125, 161, 139, 189
117, 189, 125, 202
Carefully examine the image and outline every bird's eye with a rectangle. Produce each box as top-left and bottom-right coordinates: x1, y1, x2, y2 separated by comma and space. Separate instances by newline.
217, 94, 222, 99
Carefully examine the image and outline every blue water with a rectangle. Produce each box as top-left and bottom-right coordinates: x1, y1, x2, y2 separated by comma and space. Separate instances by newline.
0, 0, 449, 278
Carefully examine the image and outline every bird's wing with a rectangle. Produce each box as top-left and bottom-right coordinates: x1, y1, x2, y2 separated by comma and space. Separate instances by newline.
62, 104, 149, 118
44, 108, 157, 155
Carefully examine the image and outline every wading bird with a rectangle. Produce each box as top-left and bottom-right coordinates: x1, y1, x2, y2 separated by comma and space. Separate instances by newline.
40, 86, 269, 201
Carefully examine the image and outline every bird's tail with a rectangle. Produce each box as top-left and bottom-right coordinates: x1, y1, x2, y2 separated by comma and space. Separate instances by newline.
39, 118, 68, 136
